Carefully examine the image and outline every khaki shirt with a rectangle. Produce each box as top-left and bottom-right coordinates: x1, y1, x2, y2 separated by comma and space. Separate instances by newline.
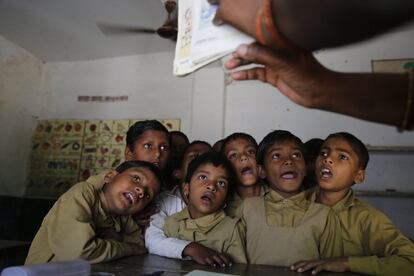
164, 208, 247, 263
225, 184, 268, 218
25, 174, 143, 264
329, 189, 414, 276
242, 189, 343, 266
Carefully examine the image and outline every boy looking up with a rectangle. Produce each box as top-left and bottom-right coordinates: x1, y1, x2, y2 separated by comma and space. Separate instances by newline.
164, 152, 247, 266
220, 132, 267, 217
25, 160, 162, 264
241, 130, 342, 266
293, 132, 414, 275
146, 141, 229, 264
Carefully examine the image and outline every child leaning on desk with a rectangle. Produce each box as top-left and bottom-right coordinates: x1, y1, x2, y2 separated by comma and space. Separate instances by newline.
164, 152, 247, 266
240, 130, 343, 266
292, 132, 414, 275
25, 160, 162, 264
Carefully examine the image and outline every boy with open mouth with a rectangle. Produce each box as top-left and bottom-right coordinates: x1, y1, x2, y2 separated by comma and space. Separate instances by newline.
164, 152, 247, 266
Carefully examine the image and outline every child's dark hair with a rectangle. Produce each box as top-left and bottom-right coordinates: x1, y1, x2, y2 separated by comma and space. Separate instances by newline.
220, 132, 258, 155
257, 130, 305, 165
185, 152, 236, 200
184, 140, 212, 155
126, 120, 169, 151
304, 138, 324, 162
170, 130, 189, 145
116, 160, 164, 188
325, 132, 369, 169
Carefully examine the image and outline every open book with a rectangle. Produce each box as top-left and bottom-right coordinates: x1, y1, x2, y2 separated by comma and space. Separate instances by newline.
174, 0, 254, 76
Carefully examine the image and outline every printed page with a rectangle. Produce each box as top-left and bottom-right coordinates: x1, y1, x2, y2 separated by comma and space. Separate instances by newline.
174, 0, 254, 76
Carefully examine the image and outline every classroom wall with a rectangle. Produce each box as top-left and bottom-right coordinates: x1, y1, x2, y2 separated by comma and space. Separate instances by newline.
1, 26, 414, 238
0, 35, 227, 197
0, 36, 44, 196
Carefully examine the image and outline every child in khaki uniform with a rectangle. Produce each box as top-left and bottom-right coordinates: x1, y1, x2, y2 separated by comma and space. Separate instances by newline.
25, 160, 162, 264
292, 132, 414, 275
241, 130, 343, 266
220, 132, 267, 217
164, 152, 247, 266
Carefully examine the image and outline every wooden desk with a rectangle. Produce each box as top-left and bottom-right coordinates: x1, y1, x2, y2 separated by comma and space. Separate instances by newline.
92, 254, 363, 276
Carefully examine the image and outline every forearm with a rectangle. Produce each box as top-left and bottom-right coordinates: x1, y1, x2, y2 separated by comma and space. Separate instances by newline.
81, 238, 139, 264
145, 226, 191, 259
314, 71, 409, 128
272, 0, 414, 51
349, 255, 414, 276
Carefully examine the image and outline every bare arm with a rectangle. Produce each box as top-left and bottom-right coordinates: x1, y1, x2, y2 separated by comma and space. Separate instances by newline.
225, 43, 413, 129
211, 0, 414, 51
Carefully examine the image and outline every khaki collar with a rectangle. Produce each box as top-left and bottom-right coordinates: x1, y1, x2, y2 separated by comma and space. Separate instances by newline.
265, 189, 310, 210
176, 208, 226, 234
331, 189, 355, 212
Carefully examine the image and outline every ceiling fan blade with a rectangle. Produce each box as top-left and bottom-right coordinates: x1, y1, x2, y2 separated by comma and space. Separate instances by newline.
97, 23, 157, 35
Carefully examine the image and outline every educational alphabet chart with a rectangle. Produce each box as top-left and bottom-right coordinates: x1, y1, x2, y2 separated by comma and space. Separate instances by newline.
26, 119, 180, 198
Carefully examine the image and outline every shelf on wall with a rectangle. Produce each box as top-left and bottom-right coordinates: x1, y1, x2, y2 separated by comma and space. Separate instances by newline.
367, 146, 414, 154
355, 190, 414, 198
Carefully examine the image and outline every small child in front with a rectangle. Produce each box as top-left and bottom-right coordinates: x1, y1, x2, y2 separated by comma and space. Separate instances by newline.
220, 132, 267, 217
241, 130, 342, 266
163, 152, 247, 265
292, 132, 414, 275
25, 160, 162, 264
145, 140, 213, 259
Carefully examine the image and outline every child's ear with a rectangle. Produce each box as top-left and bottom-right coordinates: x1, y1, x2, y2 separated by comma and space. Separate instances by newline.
124, 146, 133, 161
354, 169, 365, 185
104, 170, 119, 184
173, 169, 183, 181
182, 182, 190, 199
258, 165, 267, 179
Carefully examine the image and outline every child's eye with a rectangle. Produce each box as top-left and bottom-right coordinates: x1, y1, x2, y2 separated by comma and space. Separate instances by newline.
271, 153, 280, 160
339, 154, 349, 160
198, 174, 207, 181
319, 150, 328, 157
292, 152, 302, 159
132, 175, 141, 183
144, 143, 152, 149
247, 149, 256, 155
217, 180, 227, 188
145, 194, 151, 200
228, 152, 237, 160
160, 145, 169, 151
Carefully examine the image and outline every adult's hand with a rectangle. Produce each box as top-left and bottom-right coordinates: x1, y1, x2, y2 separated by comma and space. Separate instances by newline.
225, 43, 411, 128
225, 43, 333, 109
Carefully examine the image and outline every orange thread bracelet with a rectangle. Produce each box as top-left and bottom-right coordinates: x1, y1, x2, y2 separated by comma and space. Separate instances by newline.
262, 0, 296, 51
255, 7, 267, 45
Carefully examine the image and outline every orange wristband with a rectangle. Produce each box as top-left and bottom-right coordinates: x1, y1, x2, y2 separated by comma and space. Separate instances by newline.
261, 0, 298, 51
255, 7, 267, 45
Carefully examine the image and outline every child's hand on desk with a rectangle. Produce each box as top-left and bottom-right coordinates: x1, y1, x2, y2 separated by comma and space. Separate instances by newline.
96, 227, 123, 242
183, 242, 232, 268
291, 257, 349, 274
133, 201, 160, 231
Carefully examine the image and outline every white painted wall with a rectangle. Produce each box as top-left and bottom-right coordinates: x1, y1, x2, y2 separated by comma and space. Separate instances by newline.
0, 35, 227, 196
1, 27, 414, 236
0, 36, 44, 196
